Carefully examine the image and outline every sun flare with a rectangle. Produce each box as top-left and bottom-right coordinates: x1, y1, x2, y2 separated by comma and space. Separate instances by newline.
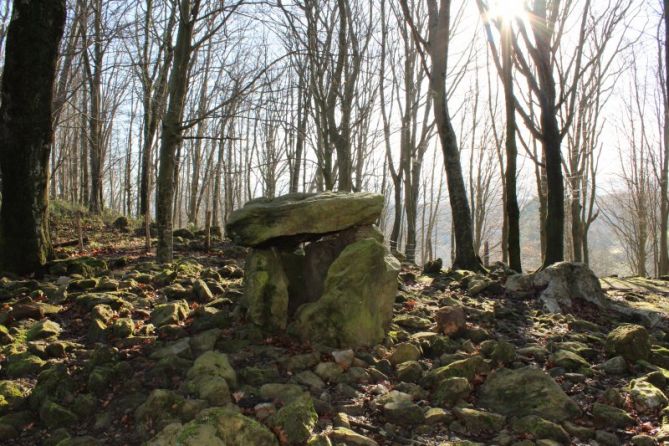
488, 0, 528, 22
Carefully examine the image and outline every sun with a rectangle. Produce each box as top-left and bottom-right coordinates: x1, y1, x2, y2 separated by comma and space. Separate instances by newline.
487, 0, 528, 22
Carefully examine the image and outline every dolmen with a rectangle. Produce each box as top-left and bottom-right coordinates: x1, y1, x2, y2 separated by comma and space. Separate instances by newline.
225, 192, 400, 348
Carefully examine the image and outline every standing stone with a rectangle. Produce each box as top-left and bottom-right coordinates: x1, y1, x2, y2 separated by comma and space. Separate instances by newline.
243, 249, 289, 331
293, 239, 400, 348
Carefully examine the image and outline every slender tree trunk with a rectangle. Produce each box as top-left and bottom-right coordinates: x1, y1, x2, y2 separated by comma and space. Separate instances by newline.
426, 0, 483, 272
660, 0, 669, 276
501, 20, 522, 272
0, 0, 66, 274
156, 0, 198, 263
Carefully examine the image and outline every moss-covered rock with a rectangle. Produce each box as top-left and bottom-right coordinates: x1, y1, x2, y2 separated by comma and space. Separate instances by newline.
148, 407, 279, 446
135, 389, 186, 437
243, 248, 290, 331
273, 394, 318, 444
396, 361, 423, 383
48, 257, 107, 277
6, 352, 46, 377
0, 381, 28, 414
389, 342, 422, 365
151, 300, 190, 327
293, 239, 399, 348
26, 319, 61, 341
187, 351, 237, 387
39, 401, 78, 428
425, 355, 489, 385
432, 376, 471, 406
479, 367, 580, 421
605, 324, 650, 362
628, 378, 668, 413
452, 407, 506, 436
592, 403, 634, 428
512, 415, 570, 444
550, 349, 590, 372
111, 318, 135, 338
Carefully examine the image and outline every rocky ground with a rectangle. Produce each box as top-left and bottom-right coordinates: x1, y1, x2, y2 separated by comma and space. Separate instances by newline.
2, 220, 669, 445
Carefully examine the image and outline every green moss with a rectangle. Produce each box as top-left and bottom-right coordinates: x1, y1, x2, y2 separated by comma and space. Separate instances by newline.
274, 394, 318, 444
606, 324, 650, 362
294, 238, 400, 348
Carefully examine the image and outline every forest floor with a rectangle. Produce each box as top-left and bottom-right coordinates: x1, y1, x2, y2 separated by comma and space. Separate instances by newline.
1, 216, 669, 445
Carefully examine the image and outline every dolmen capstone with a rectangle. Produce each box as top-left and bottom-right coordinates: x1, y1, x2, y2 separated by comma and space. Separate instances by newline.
225, 192, 400, 348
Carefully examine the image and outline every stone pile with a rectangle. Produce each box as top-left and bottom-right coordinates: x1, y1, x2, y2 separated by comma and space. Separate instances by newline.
225, 192, 400, 348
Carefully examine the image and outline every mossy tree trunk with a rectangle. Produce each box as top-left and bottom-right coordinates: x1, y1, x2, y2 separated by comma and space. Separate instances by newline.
0, 0, 66, 274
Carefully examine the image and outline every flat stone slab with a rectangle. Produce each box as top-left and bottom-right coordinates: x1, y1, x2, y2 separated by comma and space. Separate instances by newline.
225, 192, 383, 247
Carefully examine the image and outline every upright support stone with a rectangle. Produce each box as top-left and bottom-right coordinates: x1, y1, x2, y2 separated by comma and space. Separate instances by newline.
293, 238, 400, 348
244, 249, 290, 331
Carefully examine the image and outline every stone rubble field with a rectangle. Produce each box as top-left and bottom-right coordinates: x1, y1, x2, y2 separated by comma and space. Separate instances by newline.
2, 207, 669, 445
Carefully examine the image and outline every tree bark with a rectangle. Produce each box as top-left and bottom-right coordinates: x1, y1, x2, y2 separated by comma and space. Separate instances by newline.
0, 0, 66, 274
426, 0, 483, 271
660, 0, 669, 275
156, 0, 198, 263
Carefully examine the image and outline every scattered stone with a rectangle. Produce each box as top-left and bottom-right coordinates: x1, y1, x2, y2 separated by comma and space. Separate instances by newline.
629, 378, 668, 413
148, 406, 278, 446
592, 403, 635, 428
39, 401, 78, 429
423, 258, 443, 274
432, 377, 471, 406
453, 407, 506, 436
600, 356, 628, 375
332, 349, 355, 369
550, 349, 590, 372
479, 367, 580, 421
435, 305, 466, 336
150, 300, 190, 327
426, 355, 489, 384
512, 415, 570, 444
329, 427, 379, 446
396, 361, 423, 383
26, 319, 61, 341
606, 324, 650, 362
260, 383, 306, 404
193, 279, 214, 302
389, 342, 421, 365
314, 362, 343, 383
274, 394, 318, 444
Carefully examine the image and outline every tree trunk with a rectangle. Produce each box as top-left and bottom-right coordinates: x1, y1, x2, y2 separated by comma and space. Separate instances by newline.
427, 0, 483, 271
501, 20, 522, 272
0, 0, 66, 274
660, 0, 669, 275
156, 0, 198, 263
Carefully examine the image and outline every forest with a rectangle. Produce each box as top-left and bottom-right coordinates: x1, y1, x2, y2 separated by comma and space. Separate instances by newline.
2, 0, 669, 445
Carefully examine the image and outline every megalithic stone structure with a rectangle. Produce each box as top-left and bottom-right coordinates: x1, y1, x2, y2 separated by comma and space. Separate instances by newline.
225, 192, 400, 348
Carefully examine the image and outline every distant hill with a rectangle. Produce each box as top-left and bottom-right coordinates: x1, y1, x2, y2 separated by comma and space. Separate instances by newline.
389, 196, 631, 276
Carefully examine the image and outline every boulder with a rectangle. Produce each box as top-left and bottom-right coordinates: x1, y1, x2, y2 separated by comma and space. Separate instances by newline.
225, 192, 383, 247
479, 367, 580, 421
606, 324, 650, 362
505, 262, 606, 313
293, 239, 399, 348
